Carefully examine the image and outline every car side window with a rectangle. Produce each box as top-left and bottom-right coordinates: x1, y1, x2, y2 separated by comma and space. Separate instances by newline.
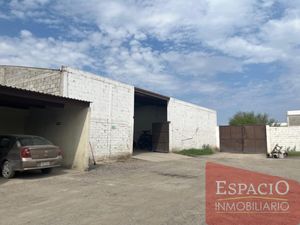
0, 137, 11, 149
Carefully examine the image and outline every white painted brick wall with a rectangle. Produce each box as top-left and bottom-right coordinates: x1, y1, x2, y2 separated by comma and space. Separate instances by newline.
216, 126, 220, 148
0, 67, 4, 83
62, 67, 134, 160
267, 126, 300, 152
0, 66, 62, 95
1, 65, 219, 160
168, 98, 217, 151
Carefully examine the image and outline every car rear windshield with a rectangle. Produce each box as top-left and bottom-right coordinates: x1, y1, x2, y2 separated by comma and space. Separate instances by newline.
18, 137, 53, 146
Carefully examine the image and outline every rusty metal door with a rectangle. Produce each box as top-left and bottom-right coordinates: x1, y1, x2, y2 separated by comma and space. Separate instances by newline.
243, 125, 267, 153
219, 126, 243, 153
220, 125, 267, 153
152, 122, 169, 153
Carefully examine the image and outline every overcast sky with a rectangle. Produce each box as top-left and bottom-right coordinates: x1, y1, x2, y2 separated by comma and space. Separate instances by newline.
0, 0, 300, 124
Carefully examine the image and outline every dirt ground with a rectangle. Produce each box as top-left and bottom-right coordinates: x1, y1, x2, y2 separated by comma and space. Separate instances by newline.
0, 153, 299, 225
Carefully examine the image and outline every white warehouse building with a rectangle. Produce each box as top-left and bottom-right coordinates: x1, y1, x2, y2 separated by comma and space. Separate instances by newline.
0, 65, 217, 170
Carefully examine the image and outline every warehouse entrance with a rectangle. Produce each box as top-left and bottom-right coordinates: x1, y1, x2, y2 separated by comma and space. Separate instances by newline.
134, 88, 170, 153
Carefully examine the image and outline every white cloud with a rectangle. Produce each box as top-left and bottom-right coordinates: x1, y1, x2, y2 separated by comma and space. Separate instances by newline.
102, 43, 179, 92
52, 0, 267, 43
260, 17, 300, 49
1, 0, 300, 123
0, 30, 95, 68
10, 0, 50, 9
161, 51, 243, 76
8, 0, 50, 18
207, 37, 286, 63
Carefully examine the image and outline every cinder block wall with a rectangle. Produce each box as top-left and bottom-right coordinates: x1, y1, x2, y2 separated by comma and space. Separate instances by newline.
0, 66, 62, 95
267, 126, 300, 152
288, 115, 300, 126
61, 67, 134, 161
168, 98, 217, 151
0, 65, 219, 160
26, 105, 91, 170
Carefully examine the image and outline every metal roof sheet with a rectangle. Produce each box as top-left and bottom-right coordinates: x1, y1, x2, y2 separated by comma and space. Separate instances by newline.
0, 84, 91, 105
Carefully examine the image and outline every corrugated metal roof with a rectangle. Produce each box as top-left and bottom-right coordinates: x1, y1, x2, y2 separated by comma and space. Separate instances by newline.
0, 84, 91, 104
135, 87, 170, 101
0, 64, 61, 71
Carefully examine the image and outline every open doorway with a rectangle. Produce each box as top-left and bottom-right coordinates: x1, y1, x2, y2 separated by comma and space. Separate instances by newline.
134, 88, 169, 153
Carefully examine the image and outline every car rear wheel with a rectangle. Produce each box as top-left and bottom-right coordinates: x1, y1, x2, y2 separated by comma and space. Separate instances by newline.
2, 161, 15, 179
41, 168, 52, 174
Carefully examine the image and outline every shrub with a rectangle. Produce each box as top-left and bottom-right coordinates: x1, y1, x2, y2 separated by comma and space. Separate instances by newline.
176, 144, 214, 157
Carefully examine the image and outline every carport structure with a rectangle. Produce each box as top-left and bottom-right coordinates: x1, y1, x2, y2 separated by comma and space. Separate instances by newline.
0, 85, 90, 170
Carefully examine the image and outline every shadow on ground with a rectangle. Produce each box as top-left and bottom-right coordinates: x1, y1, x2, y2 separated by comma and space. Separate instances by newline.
0, 177, 8, 185
0, 168, 67, 183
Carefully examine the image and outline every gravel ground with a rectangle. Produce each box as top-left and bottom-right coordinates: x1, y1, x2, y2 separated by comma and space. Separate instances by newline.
0, 153, 299, 225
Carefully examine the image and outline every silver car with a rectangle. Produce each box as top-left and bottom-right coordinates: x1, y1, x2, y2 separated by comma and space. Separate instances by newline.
0, 135, 62, 178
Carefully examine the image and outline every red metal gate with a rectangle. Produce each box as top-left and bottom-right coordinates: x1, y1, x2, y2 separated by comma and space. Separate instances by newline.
219, 125, 267, 153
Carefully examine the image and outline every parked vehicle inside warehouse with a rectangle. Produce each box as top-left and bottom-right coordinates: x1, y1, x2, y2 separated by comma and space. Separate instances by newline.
0, 135, 62, 178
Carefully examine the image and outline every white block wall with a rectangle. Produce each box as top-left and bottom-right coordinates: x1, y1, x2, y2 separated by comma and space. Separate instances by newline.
0, 65, 219, 159
267, 126, 300, 153
61, 67, 134, 160
0, 66, 62, 95
168, 98, 217, 151
216, 126, 220, 148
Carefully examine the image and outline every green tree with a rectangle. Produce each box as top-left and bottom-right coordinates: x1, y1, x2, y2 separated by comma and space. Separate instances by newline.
229, 112, 277, 126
